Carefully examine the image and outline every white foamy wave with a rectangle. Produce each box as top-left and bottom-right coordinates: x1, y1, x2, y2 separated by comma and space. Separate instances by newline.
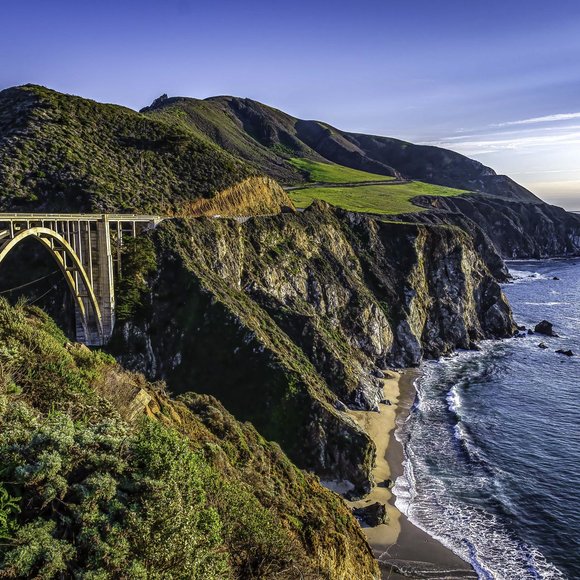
393, 459, 566, 579
508, 270, 550, 284
393, 352, 567, 580
447, 385, 463, 414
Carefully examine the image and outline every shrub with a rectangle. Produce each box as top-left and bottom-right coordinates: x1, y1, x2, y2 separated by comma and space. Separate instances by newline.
115, 236, 157, 322
0, 407, 231, 578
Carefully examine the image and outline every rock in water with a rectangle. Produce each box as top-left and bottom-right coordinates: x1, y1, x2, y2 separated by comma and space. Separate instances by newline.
538, 342, 548, 349
534, 320, 558, 337
353, 502, 389, 526
556, 349, 574, 357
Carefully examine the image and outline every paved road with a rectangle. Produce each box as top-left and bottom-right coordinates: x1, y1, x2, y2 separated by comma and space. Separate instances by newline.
283, 179, 411, 191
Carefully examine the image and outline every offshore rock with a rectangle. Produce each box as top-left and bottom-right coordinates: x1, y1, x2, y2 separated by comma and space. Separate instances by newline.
353, 502, 389, 527
535, 320, 558, 336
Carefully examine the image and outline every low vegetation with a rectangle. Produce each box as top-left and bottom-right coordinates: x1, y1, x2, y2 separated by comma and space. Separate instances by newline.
289, 158, 394, 184
0, 298, 377, 579
115, 235, 158, 321
290, 181, 469, 214
0, 85, 256, 214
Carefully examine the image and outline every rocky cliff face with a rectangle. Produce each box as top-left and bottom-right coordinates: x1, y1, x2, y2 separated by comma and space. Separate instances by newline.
414, 194, 580, 258
111, 203, 515, 495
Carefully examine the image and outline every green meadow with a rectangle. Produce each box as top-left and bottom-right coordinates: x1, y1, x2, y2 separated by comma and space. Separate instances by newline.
289, 158, 395, 183
289, 181, 469, 214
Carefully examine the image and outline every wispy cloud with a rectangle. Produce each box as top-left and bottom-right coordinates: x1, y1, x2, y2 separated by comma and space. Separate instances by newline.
422, 115, 580, 156
493, 112, 580, 127
425, 130, 580, 155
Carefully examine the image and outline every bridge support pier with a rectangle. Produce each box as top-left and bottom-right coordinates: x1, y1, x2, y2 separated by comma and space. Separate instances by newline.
0, 213, 162, 345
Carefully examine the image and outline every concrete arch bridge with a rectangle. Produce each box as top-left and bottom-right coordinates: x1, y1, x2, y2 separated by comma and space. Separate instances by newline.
0, 214, 163, 345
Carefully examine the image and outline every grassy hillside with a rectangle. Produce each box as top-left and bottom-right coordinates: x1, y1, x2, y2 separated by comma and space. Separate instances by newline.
144, 94, 539, 202
290, 181, 469, 214
289, 158, 395, 183
0, 298, 378, 579
143, 96, 317, 184
0, 85, 289, 214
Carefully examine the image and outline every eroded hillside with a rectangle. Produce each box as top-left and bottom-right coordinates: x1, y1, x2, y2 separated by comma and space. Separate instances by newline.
111, 202, 516, 496
0, 299, 377, 579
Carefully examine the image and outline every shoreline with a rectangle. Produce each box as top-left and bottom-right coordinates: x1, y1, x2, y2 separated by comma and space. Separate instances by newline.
348, 370, 477, 579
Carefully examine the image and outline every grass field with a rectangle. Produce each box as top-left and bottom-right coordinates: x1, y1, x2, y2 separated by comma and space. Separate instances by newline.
289, 158, 395, 183
289, 181, 469, 214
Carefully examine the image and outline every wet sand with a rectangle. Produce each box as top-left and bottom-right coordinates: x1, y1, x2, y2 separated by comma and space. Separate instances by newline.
348, 370, 477, 579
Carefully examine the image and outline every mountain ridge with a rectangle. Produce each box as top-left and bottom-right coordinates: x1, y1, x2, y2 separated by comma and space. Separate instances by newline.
142, 93, 541, 203
0, 85, 290, 215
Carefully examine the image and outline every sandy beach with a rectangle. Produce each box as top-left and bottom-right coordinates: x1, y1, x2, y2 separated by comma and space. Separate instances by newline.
348, 371, 477, 579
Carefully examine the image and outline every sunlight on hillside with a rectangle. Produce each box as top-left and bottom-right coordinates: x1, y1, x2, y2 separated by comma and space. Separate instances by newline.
289, 181, 469, 214
289, 158, 395, 183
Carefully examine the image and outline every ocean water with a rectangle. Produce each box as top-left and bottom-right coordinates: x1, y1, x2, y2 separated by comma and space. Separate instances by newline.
393, 260, 580, 579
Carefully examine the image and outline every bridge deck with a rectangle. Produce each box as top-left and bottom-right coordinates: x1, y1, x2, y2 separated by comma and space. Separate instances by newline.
0, 213, 163, 222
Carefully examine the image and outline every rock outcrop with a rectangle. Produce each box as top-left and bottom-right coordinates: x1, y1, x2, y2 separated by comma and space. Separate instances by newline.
353, 502, 389, 527
535, 320, 558, 337
414, 194, 580, 258
111, 203, 515, 494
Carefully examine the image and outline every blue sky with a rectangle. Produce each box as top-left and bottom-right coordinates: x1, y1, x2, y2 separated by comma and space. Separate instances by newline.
1, 0, 579, 209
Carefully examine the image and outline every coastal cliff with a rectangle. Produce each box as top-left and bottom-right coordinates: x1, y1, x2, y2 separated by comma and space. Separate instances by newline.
0, 84, 532, 577
414, 194, 580, 258
111, 203, 515, 495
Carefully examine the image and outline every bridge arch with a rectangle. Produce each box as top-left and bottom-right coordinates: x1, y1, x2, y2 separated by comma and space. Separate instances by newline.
0, 213, 162, 345
0, 227, 104, 343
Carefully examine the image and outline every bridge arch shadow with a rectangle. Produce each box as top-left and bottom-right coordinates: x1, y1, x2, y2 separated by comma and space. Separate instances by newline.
0, 227, 104, 344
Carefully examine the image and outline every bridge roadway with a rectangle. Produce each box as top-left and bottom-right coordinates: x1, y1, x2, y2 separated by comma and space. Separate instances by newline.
0, 213, 163, 346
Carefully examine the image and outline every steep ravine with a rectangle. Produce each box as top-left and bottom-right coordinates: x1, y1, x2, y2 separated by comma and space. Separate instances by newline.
111, 203, 515, 496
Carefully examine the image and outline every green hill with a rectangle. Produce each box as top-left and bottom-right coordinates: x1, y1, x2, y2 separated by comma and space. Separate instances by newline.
0, 85, 289, 214
0, 298, 377, 579
290, 181, 469, 214
289, 158, 395, 184
143, 94, 540, 203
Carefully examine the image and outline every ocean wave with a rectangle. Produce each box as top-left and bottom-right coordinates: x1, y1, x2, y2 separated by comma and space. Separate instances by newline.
508, 270, 550, 284
393, 348, 567, 579
394, 457, 566, 579
446, 385, 463, 414
521, 301, 567, 306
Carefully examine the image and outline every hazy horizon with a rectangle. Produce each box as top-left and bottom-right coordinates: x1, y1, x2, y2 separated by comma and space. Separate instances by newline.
2, 0, 579, 210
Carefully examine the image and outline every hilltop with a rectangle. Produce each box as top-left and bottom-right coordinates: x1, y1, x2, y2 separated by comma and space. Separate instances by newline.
143, 94, 540, 203
0, 85, 290, 215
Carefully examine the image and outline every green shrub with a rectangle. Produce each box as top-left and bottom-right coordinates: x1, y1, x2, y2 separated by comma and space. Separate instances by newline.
0, 298, 377, 579
0, 485, 19, 542
0, 408, 231, 578
115, 236, 158, 322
